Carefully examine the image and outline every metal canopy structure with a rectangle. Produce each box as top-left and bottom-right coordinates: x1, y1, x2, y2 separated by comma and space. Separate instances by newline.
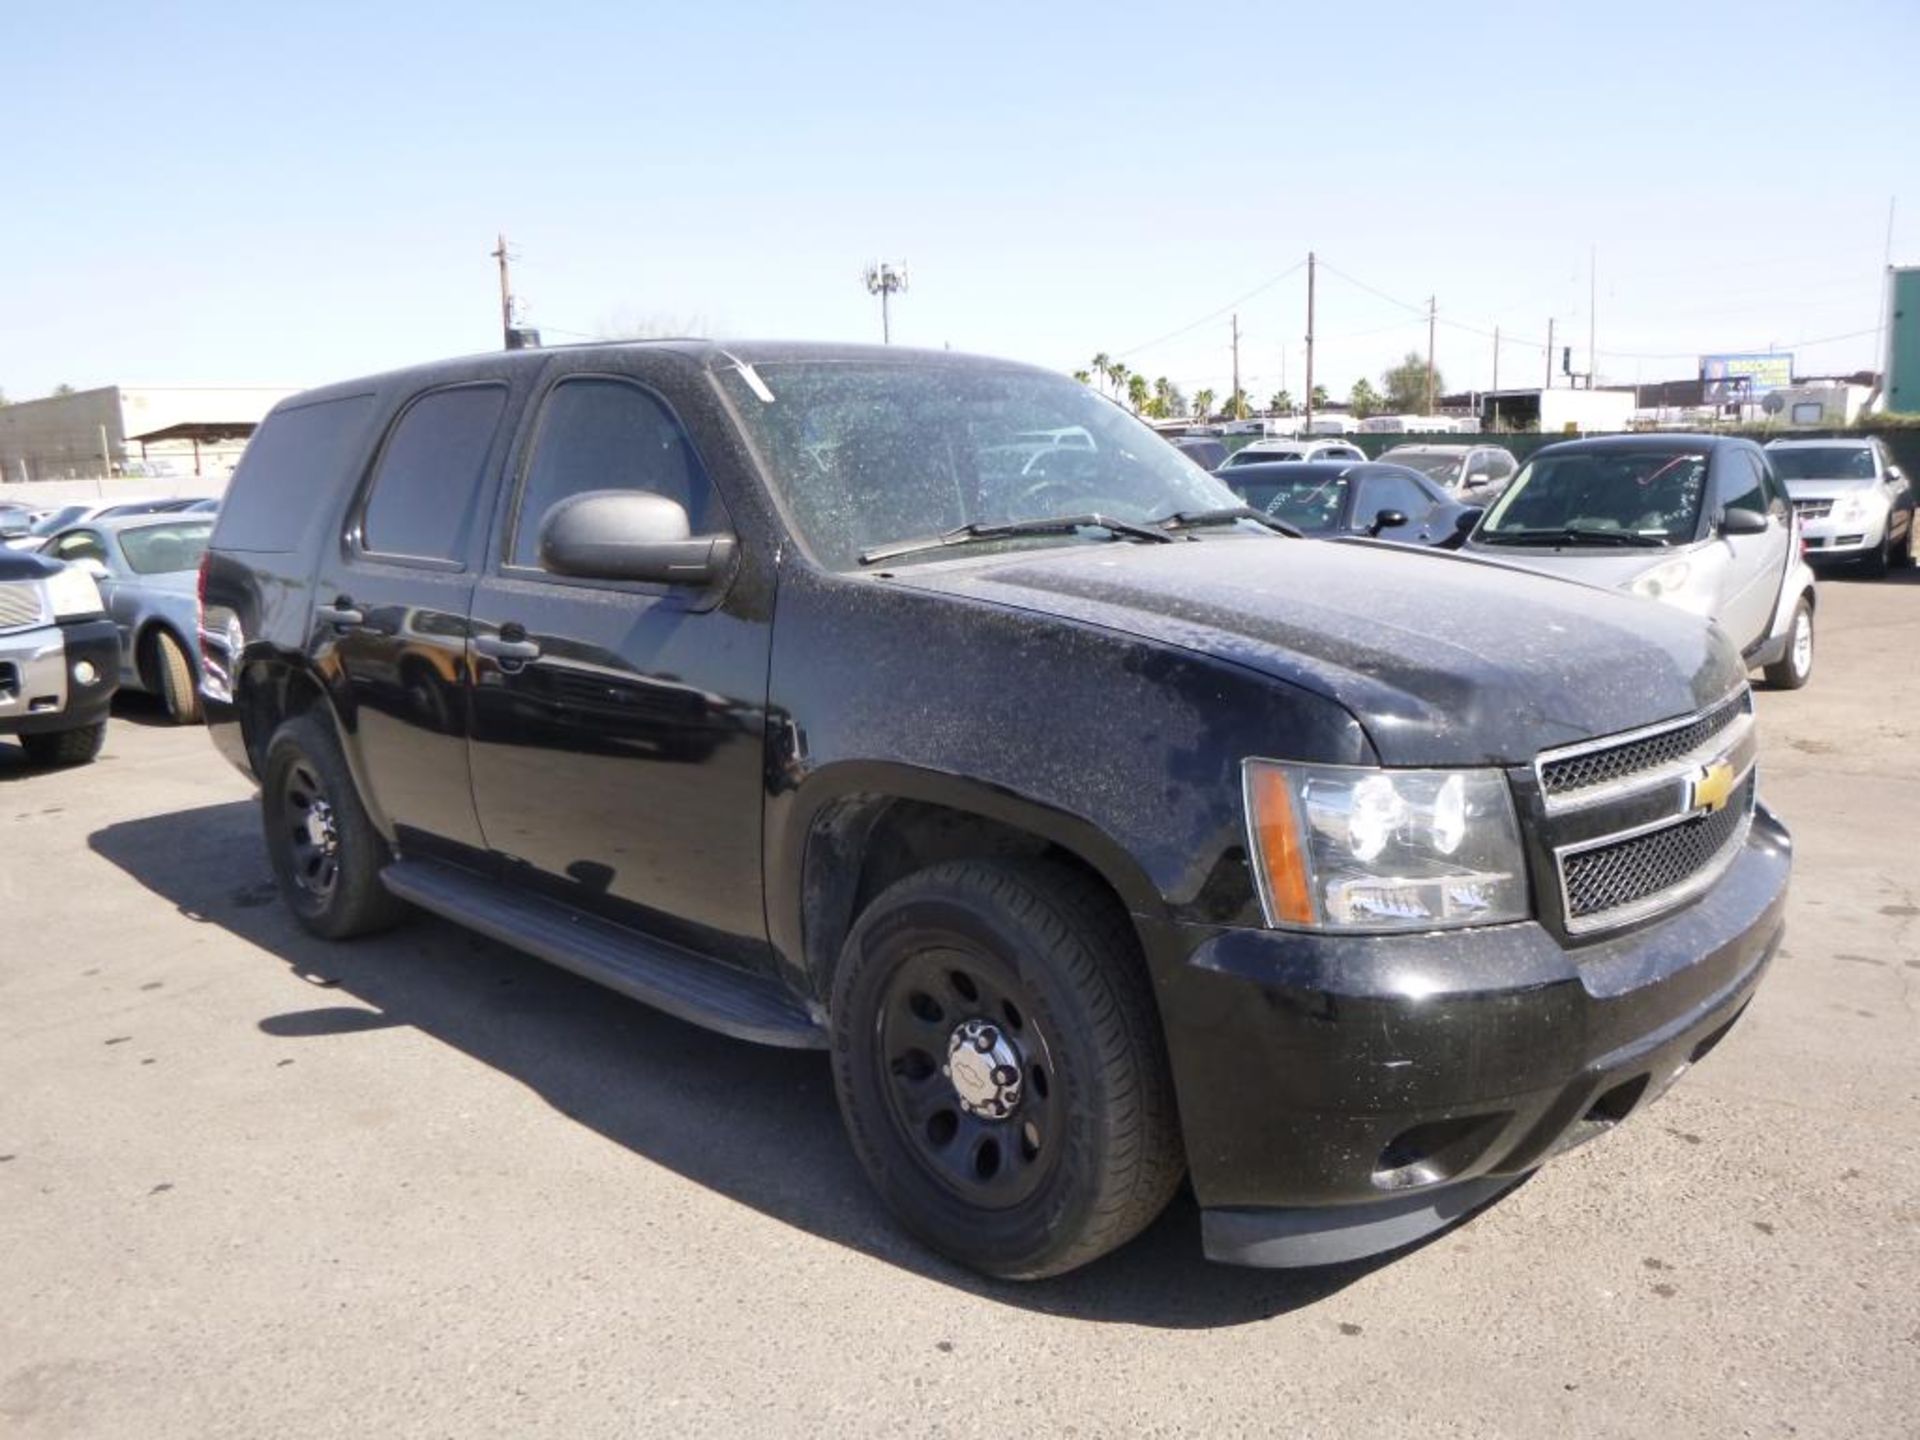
127, 419, 261, 475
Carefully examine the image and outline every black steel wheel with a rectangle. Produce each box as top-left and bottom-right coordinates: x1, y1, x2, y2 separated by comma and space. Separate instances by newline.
261, 713, 409, 940
831, 858, 1184, 1280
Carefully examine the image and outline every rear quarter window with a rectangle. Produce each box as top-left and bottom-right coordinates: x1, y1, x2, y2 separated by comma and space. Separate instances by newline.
215, 393, 377, 553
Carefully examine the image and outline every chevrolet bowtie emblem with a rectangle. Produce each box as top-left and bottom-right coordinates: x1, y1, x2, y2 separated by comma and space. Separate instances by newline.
1691, 758, 1736, 814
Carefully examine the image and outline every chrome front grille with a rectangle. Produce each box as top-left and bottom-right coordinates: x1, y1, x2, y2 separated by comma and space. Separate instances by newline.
1539, 691, 1750, 800
1563, 774, 1755, 921
1792, 498, 1833, 520
0, 582, 45, 632
1535, 689, 1759, 935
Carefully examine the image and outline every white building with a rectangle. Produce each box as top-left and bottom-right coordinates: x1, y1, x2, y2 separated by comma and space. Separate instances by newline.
0, 384, 296, 485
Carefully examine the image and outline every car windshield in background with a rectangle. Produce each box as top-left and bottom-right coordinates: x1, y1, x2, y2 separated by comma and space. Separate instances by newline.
716, 361, 1242, 569
1385, 452, 1465, 485
1225, 474, 1349, 532
30, 505, 91, 536
1480, 450, 1707, 546
118, 520, 214, 575
1768, 446, 1876, 481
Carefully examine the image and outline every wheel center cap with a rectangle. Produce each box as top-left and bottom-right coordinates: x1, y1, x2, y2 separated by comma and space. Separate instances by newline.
945, 1018, 1022, 1120
304, 800, 336, 853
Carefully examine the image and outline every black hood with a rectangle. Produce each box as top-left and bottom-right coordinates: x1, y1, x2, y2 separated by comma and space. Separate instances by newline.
887, 536, 1746, 766
0, 548, 61, 583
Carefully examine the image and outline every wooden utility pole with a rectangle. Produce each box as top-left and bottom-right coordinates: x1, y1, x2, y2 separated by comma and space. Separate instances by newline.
1545, 318, 1556, 389
1492, 324, 1500, 394
1425, 296, 1437, 414
1588, 244, 1597, 385
1304, 252, 1317, 431
491, 232, 514, 350
1230, 313, 1241, 418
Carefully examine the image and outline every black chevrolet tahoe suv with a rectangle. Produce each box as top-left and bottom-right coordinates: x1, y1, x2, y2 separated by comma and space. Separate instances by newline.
201, 342, 1789, 1278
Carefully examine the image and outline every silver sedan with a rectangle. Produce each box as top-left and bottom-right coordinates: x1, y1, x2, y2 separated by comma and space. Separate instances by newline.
39, 515, 212, 723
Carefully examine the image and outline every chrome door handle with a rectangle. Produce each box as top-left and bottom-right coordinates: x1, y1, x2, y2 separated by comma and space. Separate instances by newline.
316, 601, 364, 628
474, 634, 542, 662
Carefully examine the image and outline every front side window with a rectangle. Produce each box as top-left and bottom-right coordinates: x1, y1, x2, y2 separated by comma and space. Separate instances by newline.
361, 384, 508, 564
511, 378, 719, 571
716, 361, 1239, 570
1481, 450, 1708, 546
52, 530, 109, 566
1355, 473, 1432, 527
1717, 451, 1766, 518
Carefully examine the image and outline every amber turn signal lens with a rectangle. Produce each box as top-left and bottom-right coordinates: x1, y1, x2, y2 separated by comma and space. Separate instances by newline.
1246, 763, 1314, 925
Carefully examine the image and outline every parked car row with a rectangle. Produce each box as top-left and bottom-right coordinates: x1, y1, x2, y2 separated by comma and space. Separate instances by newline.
170, 340, 1796, 1284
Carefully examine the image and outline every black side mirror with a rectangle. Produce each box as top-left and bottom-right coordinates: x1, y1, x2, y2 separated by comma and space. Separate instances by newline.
1718, 507, 1769, 537
1366, 508, 1409, 537
1454, 507, 1484, 536
539, 490, 736, 585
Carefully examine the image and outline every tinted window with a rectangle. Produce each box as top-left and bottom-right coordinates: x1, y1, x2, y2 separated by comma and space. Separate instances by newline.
1718, 450, 1766, 517
361, 385, 507, 564
217, 394, 377, 552
1355, 473, 1431, 528
1765, 445, 1876, 481
510, 378, 718, 570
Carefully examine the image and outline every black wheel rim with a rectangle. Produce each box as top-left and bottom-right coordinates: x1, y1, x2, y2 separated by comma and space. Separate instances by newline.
282, 759, 341, 901
876, 943, 1061, 1211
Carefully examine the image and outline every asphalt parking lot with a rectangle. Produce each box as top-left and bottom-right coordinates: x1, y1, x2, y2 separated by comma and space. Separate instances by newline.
2, 572, 1916, 1440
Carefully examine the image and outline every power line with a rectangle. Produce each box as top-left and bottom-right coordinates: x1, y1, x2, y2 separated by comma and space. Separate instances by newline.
1116, 257, 1307, 358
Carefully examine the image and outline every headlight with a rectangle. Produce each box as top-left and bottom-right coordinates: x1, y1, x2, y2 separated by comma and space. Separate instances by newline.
1630, 557, 1691, 600
1243, 760, 1529, 932
1831, 491, 1878, 525
44, 565, 104, 619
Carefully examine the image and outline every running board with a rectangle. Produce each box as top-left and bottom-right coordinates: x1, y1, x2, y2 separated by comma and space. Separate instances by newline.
381, 858, 827, 1050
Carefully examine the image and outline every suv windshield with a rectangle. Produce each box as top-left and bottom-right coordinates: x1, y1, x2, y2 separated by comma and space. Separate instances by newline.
1767, 446, 1876, 481
1480, 450, 1707, 546
717, 360, 1241, 569
118, 520, 213, 575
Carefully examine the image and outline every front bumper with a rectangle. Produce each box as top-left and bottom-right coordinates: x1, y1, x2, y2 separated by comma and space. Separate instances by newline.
1798, 511, 1886, 557
1143, 803, 1790, 1266
0, 618, 119, 735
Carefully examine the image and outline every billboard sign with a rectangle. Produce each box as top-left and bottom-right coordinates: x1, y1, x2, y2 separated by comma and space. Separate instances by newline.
1700, 352, 1793, 404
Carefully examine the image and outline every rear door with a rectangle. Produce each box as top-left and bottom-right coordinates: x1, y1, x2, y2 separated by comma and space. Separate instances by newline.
465, 360, 774, 966
310, 376, 520, 859
1711, 447, 1790, 651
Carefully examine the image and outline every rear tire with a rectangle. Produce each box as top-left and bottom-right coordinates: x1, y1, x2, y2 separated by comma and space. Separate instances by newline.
1763, 596, 1814, 690
19, 721, 106, 767
149, 630, 201, 725
261, 713, 408, 939
829, 858, 1184, 1280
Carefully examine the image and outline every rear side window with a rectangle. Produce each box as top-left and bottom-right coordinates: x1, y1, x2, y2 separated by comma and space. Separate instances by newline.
216, 394, 377, 552
508, 378, 719, 571
360, 384, 508, 565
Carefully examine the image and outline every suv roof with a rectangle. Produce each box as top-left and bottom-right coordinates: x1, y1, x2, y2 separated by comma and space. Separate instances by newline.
1764, 437, 1873, 449
1531, 432, 1750, 458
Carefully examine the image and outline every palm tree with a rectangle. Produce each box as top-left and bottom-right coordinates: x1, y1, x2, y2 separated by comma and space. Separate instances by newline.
1126, 373, 1150, 414
1348, 378, 1381, 418
1192, 387, 1216, 422
1072, 369, 1092, 385
1106, 359, 1130, 397
1089, 353, 1112, 396
1269, 389, 1293, 416
1310, 384, 1329, 411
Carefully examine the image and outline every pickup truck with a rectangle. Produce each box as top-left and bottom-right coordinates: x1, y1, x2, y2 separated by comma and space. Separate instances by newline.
0, 548, 120, 766
200, 342, 1789, 1277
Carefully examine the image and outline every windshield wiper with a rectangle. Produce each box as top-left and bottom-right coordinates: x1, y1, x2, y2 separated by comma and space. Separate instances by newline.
858, 513, 1176, 566
1481, 526, 1667, 548
1152, 505, 1303, 538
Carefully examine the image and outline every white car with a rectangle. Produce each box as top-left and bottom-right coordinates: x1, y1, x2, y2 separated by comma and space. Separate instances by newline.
1218, 437, 1366, 469
1463, 434, 1819, 689
1764, 437, 1914, 576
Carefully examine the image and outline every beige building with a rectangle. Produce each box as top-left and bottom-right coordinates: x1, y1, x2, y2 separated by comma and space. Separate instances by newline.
0, 385, 296, 484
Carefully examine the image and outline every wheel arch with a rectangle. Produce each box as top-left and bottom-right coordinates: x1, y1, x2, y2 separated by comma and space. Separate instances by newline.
776, 762, 1163, 1004
232, 651, 393, 838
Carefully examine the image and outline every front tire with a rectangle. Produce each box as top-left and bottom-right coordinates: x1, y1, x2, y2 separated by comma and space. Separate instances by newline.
261, 713, 408, 939
1763, 595, 1814, 690
829, 859, 1184, 1280
148, 629, 202, 725
1862, 530, 1891, 578
19, 721, 106, 767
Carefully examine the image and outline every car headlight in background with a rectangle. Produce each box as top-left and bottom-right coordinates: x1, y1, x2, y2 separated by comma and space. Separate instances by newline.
44, 565, 104, 620
1630, 556, 1692, 600
1830, 490, 1878, 526
1243, 760, 1529, 932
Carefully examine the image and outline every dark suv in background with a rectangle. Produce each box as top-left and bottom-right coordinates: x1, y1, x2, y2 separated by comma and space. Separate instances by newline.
200, 342, 1789, 1277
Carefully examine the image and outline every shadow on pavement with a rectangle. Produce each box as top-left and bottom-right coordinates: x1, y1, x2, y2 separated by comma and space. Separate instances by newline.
91, 799, 1417, 1329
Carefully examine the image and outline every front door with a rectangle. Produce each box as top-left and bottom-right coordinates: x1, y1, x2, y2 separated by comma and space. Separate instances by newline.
1712, 448, 1790, 652
311, 379, 516, 857
466, 369, 773, 967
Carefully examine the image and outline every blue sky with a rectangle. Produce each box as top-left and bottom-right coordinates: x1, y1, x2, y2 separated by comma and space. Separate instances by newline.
3, 0, 1913, 403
